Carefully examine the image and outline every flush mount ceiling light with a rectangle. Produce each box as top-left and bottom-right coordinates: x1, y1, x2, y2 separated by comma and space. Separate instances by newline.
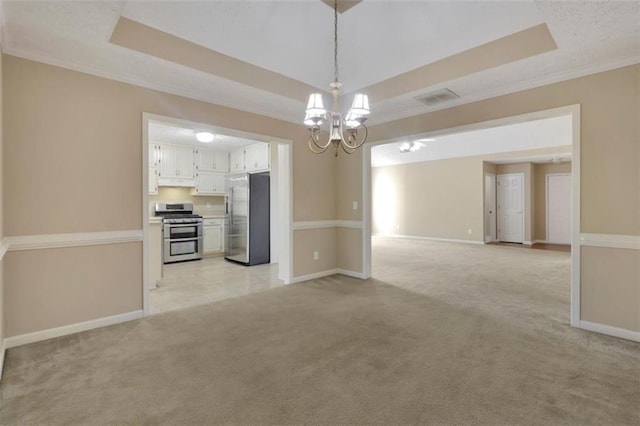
304, 0, 370, 157
195, 131, 215, 143
399, 141, 426, 153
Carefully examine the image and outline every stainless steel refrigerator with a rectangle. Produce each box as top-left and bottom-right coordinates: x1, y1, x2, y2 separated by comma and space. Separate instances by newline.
224, 172, 270, 266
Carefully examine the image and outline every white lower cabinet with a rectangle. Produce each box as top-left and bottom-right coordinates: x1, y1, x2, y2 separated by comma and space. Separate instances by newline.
203, 218, 224, 254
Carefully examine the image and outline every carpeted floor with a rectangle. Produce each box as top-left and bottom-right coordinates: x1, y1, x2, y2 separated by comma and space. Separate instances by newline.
1, 238, 638, 424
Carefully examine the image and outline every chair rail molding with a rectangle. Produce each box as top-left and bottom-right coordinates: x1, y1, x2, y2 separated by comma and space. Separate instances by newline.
579, 233, 640, 250
5, 230, 144, 252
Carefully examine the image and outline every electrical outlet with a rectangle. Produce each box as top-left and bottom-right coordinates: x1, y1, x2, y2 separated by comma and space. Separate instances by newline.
313, 251, 319, 260
352, 201, 358, 210
468, 228, 472, 235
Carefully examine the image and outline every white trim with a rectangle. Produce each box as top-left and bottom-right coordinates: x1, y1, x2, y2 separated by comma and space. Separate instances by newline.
337, 269, 368, 279
5, 230, 143, 252
579, 321, 640, 343
580, 233, 640, 250
374, 234, 485, 245
0, 238, 9, 261
570, 105, 581, 327
288, 268, 367, 283
523, 241, 533, 246
289, 269, 340, 284
0, 341, 5, 381
292, 220, 363, 230
362, 146, 372, 278
3, 310, 144, 349
533, 240, 549, 244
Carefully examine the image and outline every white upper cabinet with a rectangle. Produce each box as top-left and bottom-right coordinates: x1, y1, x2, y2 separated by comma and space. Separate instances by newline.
229, 149, 245, 172
149, 144, 160, 167
245, 143, 270, 172
192, 171, 226, 195
196, 148, 229, 172
228, 143, 270, 173
158, 144, 195, 186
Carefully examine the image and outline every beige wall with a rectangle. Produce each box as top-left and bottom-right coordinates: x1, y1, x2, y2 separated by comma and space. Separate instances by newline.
4, 244, 142, 337
337, 227, 363, 272
367, 65, 639, 235
357, 64, 640, 332
534, 162, 572, 241
373, 156, 485, 241
495, 162, 534, 243
293, 228, 336, 277
372, 147, 571, 243
2, 54, 337, 337
581, 247, 640, 331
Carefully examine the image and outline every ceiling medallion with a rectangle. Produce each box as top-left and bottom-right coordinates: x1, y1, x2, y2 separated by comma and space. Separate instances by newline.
303, 0, 370, 157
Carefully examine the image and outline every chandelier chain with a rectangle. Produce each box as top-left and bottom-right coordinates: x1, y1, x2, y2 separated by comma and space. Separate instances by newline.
334, 0, 338, 83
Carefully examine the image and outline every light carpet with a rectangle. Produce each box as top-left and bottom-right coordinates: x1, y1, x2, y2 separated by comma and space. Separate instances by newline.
1, 239, 638, 424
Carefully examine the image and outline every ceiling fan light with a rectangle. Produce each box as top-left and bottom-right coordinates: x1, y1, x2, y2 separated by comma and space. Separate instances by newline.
350, 93, 370, 116
195, 132, 215, 143
305, 93, 327, 116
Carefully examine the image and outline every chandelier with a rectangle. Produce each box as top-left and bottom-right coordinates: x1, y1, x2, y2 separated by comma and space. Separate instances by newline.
304, 0, 370, 157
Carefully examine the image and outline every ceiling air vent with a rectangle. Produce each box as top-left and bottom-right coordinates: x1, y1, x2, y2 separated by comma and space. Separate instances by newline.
415, 88, 460, 106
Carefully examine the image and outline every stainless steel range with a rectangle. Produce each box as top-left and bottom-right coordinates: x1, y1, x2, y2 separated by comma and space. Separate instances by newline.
154, 203, 203, 264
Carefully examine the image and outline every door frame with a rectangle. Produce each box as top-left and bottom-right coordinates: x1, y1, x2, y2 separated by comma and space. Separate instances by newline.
546, 172, 572, 245
141, 112, 293, 317
496, 172, 525, 243
484, 172, 497, 242
362, 104, 581, 327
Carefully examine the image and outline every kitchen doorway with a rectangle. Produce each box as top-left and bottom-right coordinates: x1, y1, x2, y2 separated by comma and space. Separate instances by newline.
141, 113, 293, 316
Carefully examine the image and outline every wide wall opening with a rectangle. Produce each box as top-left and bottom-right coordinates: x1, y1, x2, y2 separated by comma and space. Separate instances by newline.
142, 114, 292, 316
365, 107, 578, 336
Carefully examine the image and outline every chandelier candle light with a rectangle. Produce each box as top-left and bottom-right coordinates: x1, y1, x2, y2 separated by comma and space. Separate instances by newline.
304, 0, 370, 156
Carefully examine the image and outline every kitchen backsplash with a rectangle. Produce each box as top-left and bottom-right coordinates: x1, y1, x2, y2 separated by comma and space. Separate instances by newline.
149, 187, 225, 216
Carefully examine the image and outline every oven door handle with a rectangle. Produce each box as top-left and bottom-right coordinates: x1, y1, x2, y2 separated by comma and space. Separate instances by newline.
165, 223, 202, 228
166, 236, 203, 242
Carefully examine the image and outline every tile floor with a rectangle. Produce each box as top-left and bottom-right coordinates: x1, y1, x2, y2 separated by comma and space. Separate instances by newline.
149, 256, 284, 315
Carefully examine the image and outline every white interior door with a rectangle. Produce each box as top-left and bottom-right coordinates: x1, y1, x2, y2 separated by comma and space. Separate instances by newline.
547, 174, 571, 244
484, 173, 497, 242
497, 173, 524, 243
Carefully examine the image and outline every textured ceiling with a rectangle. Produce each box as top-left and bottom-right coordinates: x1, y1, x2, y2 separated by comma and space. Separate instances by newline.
1, 1, 638, 126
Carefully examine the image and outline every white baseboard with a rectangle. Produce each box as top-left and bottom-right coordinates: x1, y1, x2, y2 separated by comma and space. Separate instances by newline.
374, 234, 484, 245
290, 268, 368, 284
336, 269, 368, 279
533, 240, 549, 244
579, 320, 640, 342
523, 240, 533, 246
289, 269, 340, 284
293, 220, 363, 230
3, 310, 144, 349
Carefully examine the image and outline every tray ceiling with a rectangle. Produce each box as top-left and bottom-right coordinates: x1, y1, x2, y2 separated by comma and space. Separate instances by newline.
1, 1, 638, 126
